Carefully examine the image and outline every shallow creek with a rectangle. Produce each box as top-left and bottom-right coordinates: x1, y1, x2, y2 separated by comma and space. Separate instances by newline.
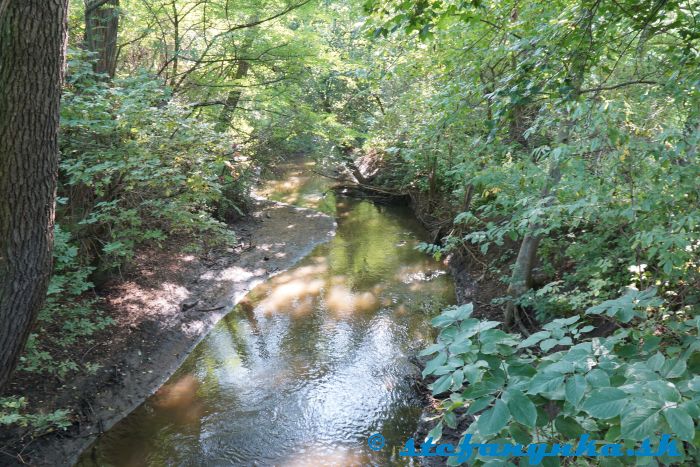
77, 159, 455, 466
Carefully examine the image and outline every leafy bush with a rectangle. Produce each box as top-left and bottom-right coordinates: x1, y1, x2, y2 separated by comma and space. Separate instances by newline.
60, 49, 239, 270
18, 224, 112, 378
421, 291, 700, 466
0, 397, 71, 435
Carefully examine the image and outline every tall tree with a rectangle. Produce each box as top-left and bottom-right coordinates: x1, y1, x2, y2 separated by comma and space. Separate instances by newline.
0, 0, 69, 392
84, 0, 120, 78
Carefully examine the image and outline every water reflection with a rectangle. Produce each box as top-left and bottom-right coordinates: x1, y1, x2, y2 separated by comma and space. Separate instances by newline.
78, 159, 454, 466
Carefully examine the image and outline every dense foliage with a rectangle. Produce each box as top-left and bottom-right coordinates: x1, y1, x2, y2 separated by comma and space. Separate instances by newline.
363, 0, 699, 322
358, 0, 700, 464
423, 298, 700, 465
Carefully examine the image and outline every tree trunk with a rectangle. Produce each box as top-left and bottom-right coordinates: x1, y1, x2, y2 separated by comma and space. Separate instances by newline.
0, 0, 68, 392
85, 0, 119, 78
215, 59, 251, 132
504, 0, 595, 329
215, 18, 257, 132
504, 161, 562, 328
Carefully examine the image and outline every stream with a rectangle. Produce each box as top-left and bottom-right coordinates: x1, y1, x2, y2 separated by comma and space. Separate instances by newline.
77, 158, 455, 466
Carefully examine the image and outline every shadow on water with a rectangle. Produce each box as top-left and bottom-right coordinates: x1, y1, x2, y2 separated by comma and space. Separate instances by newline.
77, 158, 455, 466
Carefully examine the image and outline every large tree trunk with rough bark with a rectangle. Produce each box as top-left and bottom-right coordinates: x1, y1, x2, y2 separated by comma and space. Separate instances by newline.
0, 0, 69, 392
85, 0, 119, 78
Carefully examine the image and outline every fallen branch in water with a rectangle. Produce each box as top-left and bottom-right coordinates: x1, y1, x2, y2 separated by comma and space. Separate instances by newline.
311, 170, 406, 196
196, 305, 225, 312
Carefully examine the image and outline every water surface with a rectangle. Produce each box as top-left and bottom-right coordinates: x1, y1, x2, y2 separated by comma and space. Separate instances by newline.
78, 159, 454, 466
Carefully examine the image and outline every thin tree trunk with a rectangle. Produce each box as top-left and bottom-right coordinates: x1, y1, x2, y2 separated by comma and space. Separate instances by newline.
504, 161, 562, 328
215, 59, 251, 132
169, 0, 179, 87
85, 0, 119, 78
0, 0, 69, 392
504, 1, 595, 329
215, 17, 257, 132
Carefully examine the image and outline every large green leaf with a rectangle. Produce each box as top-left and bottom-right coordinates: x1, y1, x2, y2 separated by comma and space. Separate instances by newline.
582, 387, 628, 419
565, 374, 586, 407
467, 395, 495, 414
586, 368, 610, 388
518, 331, 550, 349
662, 358, 687, 379
528, 372, 565, 395
476, 399, 511, 435
422, 351, 447, 377
621, 406, 660, 440
554, 415, 585, 438
506, 390, 537, 427
663, 406, 695, 442
431, 373, 452, 395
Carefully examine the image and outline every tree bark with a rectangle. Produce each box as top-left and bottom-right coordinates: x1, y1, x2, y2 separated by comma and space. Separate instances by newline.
0, 0, 68, 392
85, 0, 119, 78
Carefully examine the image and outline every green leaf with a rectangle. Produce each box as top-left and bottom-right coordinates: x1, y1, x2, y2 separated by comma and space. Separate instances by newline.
464, 379, 502, 398
431, 373, 452, 395
506, 390, 537, 427
554, 416, 585, 438
509, 423, 532, 445
103, 241, 124, 254
448, 338, 473, 354
647, 352, 665, 372
565, 374, 586, 407
452, 369, 464, 391
663, 407, 695, 442
528, 372, 565, 395
518, 330, 550, 348
444, 411, 457, 429
586, 368, 610, 387
688, 376, 700, 392
428, 421, 443, 442
476, 399, 511, 435
557, 336, 573, 347
582, 387, 628, 419
419, 343, 444, 356
586, 287, 660, 323
540, 338, 559, 352
662, 358, 687, 378
463, 363, 485, 384
422, 351, 447, 377
467, 396, 495, 414
621, 406, 660, 440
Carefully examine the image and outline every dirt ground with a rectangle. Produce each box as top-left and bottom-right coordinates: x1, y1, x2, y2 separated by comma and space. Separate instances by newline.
0, 197, 335, 467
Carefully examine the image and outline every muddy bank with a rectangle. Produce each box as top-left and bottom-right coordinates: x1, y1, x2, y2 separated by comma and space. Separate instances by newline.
3, 197, 335, 467
408, 256, 500, 467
